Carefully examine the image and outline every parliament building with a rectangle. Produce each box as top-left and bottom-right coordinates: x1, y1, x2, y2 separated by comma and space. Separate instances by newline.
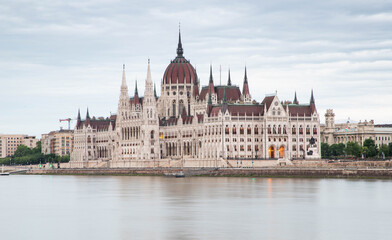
70, 31, 321, 168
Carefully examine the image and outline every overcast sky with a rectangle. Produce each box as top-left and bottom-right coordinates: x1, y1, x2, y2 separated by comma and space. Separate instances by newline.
1, 0, 391, 137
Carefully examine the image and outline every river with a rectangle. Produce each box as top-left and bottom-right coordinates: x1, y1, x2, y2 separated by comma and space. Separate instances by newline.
1, 175, 391, 240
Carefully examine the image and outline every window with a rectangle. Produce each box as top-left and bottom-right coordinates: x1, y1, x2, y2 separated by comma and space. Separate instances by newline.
232, 126, 237, 134
247, 127, 251, 135
254, 127, 259, 134
240, 126, 244, 135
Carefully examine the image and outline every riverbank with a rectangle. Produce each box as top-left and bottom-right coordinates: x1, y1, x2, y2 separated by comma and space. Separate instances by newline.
24, 167, 392, 179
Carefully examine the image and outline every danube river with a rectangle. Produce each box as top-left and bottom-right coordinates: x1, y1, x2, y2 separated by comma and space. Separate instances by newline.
1, 175, 391, 240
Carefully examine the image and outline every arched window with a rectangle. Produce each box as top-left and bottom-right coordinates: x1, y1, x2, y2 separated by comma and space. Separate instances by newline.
151, 130, 154, 139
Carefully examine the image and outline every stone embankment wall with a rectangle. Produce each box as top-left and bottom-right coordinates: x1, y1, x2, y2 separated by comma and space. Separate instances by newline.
27, 165, 392, 178
292, 160, 392, 169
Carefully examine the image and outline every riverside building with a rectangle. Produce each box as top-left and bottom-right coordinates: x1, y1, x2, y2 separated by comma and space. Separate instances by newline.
70, 32, 321, 167
0, 134, 38, 158
321, 109, 392, 147
41, 129, 74, 156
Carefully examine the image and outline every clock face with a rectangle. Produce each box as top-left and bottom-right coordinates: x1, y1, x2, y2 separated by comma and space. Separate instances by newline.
274, 101, 278, 106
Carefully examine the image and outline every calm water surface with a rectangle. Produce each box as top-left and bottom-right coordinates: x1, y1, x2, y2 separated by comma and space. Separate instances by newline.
1, 175, 391, 240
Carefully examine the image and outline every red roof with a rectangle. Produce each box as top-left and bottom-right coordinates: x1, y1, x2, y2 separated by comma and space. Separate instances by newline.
77, 117, 116, 131
288, 105, 312, 116
261, 96, 274, 110
163, 57, 196, 84
130, 96, 143, 106
228, 104, 264, 116
200, 86, 241, 101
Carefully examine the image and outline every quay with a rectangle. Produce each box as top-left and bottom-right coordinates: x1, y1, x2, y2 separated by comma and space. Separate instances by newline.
24, 166, 392, 179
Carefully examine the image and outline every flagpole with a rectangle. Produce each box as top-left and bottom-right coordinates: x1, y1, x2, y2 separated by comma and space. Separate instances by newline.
219, 65, 221, 85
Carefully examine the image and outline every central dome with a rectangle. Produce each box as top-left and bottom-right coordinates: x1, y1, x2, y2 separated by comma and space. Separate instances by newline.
163, 31, 197, 85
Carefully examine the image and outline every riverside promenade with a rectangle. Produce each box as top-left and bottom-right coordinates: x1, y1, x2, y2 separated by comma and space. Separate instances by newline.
23, 159, 392, 178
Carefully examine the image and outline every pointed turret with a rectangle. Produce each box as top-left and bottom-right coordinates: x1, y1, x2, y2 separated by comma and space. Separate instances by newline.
208, 65, 215, 94
117, 65, 130, 120
85, 108, 90, 126
143, 59, 157, 120
310, 89, 315, 104
121, 64, 127, 89
76, 108, 81, 128
177, 28, 183, 57
293, 91, 299, 104
310, 89, 316, 113
134, 80, 138, 96
242, 66, 250, 96
77, 108, 81, 121
146, 59, 152, 84
133, 80, 139, 104
227, 69, 232, 86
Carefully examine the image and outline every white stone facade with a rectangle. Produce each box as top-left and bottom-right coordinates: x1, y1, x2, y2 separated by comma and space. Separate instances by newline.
70, 34, 321, 167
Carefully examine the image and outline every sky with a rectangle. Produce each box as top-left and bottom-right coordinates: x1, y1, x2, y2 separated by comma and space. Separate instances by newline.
1, 0, 391, 137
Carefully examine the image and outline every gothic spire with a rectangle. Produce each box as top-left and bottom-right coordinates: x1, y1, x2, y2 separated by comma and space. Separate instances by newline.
208, 64, 215, 94
146, 59, 152, 84
209, 64, 213, 84
86, 108, 90, 119
310, 89, 315, 104
77, 108, 81, 121
134, 80, 138, 96
242, 66, 250, 96
293, 91, 299, 104
227, 69, 232, 86
177, 27, 183, 57
244, 66, 248, 84
121, 64, 127, 89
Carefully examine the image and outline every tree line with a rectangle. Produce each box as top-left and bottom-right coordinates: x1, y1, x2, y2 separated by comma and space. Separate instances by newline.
0, 141, 70, 166
321, 138, 392, 159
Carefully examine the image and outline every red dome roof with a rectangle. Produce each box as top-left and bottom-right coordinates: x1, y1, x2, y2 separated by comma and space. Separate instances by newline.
163, 31, 197, 85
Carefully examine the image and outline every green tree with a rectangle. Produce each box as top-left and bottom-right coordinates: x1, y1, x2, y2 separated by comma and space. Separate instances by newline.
329, 143, 345, 157
379, 144, 389, 158
32, 141, 42, 154
13, 145, 32, 157
345, 141, 362, 158
321, 143, 330, 158
389, 143, 392, 157
363, 138, 377, 158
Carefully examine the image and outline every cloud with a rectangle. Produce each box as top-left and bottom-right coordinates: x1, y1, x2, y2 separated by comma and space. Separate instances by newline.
0, 0, 392, 136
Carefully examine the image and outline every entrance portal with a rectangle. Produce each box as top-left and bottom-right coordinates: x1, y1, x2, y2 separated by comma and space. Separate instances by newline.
279, 146, 285, 158
269, 146, 275, 158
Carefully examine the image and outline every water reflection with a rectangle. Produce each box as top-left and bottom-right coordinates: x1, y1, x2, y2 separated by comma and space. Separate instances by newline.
0, 176, 391, 240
